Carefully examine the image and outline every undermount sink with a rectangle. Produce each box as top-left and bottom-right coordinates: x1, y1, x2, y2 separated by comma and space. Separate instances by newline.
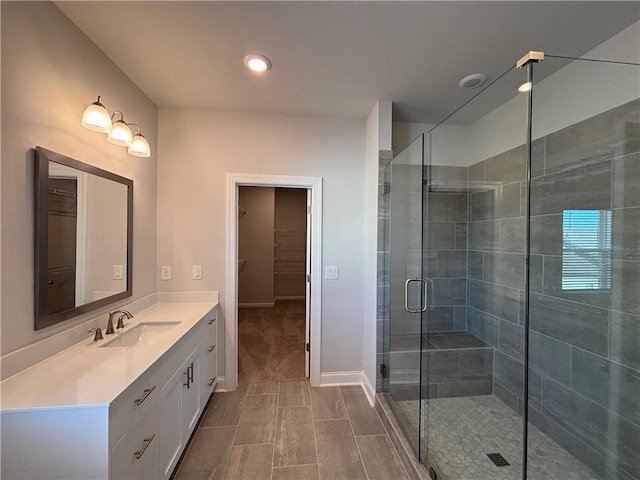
100, 322, 181, 347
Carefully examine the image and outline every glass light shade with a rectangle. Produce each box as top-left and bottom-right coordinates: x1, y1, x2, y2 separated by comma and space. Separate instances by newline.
128, 133, 151, 157
107, 120, 133, 146
81, 101, 112, 133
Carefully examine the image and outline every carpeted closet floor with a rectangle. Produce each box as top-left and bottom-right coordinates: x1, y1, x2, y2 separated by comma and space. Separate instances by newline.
238, 299, 307, 382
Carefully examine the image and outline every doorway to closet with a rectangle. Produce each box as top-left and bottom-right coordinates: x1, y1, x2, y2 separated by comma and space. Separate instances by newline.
237, 186, 309, 383
225, 173, 322, 392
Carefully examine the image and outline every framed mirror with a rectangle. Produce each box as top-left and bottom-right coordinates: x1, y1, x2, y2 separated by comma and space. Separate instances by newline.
34, 147, 133, 330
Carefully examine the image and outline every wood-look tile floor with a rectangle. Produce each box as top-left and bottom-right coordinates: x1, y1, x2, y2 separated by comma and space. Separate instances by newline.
237, 300, 307, 383
175, 381, 410, 480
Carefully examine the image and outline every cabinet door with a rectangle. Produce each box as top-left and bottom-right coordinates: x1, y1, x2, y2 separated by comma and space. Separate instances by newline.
111, 397, 159, 480
159, 366, 185, 480
200, 313, 217, 406
182, 347, 202, 442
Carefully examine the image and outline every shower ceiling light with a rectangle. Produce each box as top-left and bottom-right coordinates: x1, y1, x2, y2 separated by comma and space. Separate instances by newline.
519, 82, 533, 92
243, 53, 272, 73
458, 73, 487, 89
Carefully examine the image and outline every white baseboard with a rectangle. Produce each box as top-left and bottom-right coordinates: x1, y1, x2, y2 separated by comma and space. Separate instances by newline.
320, 371, 376, 407
238, 302, 275, 308
213, 376, 227, 392
361, 373, 376, 407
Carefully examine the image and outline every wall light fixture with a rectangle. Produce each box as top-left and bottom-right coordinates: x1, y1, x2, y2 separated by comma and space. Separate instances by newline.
81, 96, 151, 157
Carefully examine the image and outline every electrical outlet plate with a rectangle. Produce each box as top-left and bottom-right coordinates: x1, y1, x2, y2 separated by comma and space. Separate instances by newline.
192, 265, 202, 280
161, 266, 171, 281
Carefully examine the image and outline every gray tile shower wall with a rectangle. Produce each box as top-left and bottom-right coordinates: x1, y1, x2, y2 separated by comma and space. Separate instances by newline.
377, 151, 392, 393
424, 165, 469, 333
466, 99, 640, 479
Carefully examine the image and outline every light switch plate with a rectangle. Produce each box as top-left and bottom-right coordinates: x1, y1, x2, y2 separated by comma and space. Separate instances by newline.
161, 266, 172, 281
325, 266, 338, 280
192, 265, 202, 280
112, 265, 123, 280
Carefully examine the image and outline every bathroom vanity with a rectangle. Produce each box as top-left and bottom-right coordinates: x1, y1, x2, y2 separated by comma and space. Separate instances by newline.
0, 301, 218, 480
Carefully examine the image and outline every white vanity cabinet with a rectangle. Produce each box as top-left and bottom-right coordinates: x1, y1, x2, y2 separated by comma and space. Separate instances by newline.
159, 328, 203, 480
111, 395, 160, 480
0, 302, 219, 480
200, 307, 218, 406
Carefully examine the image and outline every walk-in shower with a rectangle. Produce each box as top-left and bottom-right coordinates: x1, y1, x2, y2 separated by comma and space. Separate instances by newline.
379, 52, 640, 479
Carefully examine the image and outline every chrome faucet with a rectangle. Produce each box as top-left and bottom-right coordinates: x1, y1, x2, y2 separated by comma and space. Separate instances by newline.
106, 309, 134, 334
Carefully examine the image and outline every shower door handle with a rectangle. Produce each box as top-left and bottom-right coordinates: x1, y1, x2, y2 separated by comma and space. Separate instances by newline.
405, 278, 421, 313
404, 278, 429, 313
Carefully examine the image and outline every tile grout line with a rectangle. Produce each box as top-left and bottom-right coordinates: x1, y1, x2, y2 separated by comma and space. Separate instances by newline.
372, 395, 413, 480
338, 386, 370, 480
220, 385, 248, 478
269, 382, 281, 480
309, 382, 322, 479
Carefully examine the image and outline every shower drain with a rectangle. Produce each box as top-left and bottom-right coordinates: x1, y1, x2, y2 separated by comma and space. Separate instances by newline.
487, 453, 510, 467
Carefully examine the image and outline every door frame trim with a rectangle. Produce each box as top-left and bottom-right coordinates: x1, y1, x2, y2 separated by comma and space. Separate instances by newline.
225, 173, 323, 390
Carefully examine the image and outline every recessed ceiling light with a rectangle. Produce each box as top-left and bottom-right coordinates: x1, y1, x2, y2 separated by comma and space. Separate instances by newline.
458, 73, 487, 89
243, 53, 272, 73
518, 81, 532, 92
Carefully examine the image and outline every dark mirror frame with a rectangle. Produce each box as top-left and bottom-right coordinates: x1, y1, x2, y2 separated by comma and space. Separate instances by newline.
34, 146, 133, 330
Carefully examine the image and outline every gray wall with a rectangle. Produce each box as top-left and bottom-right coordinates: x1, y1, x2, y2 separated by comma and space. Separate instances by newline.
1, 2, 158, 359
238, 187, 275, 305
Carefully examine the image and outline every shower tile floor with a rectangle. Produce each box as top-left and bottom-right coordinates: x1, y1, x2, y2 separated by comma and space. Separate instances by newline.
394, 394, 599, 480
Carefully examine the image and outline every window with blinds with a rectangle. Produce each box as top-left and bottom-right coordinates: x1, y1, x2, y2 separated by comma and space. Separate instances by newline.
562, 210, 612, 290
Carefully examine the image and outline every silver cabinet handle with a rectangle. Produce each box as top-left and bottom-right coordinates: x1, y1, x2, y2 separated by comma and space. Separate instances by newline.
134, 433, 156, 459
207, 377, 216, 387
134, 386, 156, 406
207, 345, 215, 353
404, 278, 428, 313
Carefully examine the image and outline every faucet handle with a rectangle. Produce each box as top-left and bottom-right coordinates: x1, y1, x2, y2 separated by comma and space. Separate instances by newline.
116, 314, 126, 329
88, 327, 104, 341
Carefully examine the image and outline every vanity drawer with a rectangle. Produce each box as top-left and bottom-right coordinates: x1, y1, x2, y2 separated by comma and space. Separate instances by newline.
110, 361, 160, 447
111, 395, 159, 480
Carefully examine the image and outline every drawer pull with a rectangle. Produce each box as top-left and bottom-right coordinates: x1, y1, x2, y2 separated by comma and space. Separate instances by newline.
207, 318, 215, 325
188, 362, 194, 383
134, 386, 156, 406
207, 345, 215, 353
183, 372, 190, 389
134, 433, 156, 459
208, 377, 216, 387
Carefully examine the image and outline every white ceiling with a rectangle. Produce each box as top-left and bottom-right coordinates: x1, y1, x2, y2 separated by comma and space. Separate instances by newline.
56, 1, 640, 124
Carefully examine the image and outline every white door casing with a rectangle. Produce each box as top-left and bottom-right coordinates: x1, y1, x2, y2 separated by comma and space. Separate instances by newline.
225, 173, 323, 391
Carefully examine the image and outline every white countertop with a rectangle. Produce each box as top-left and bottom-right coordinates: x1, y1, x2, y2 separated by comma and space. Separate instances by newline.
0, 302, 217, 413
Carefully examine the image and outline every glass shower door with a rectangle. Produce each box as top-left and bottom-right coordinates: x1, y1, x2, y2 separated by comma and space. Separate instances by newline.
422, 64, 530, 480
385, 134, 425, 457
